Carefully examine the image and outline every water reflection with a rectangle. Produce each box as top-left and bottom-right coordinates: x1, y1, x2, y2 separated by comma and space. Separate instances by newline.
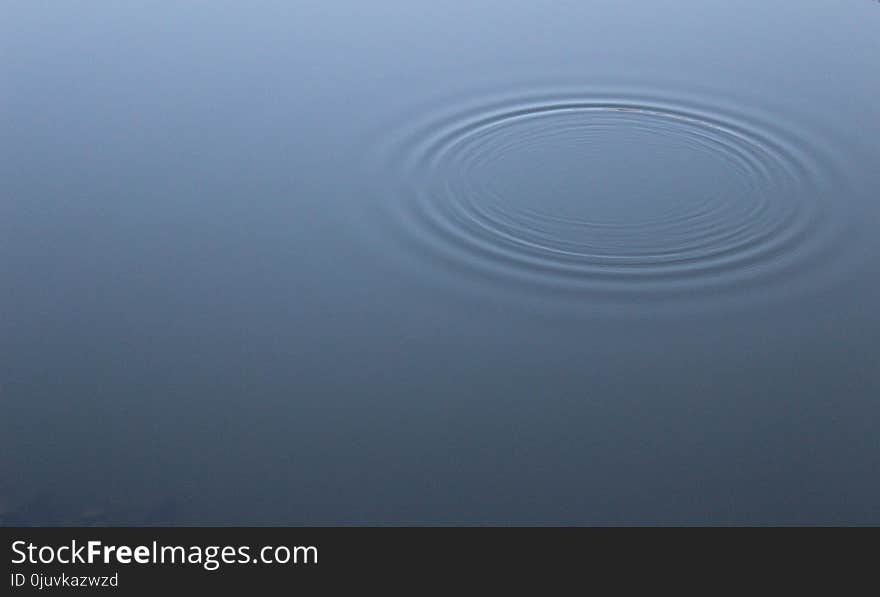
2, 1, 879, 525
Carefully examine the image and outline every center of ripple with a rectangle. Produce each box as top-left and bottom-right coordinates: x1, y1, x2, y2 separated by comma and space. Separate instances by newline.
424, 104, 805, 268
471, 111, 751, 229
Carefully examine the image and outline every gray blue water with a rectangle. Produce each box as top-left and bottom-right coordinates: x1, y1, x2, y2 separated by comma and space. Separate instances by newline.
2, 1, 879, 524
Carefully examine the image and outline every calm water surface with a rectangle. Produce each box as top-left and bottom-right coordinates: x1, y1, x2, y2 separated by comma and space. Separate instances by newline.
2, 1, 879, 524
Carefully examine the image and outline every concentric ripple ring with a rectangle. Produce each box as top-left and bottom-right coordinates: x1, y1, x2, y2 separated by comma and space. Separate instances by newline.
365, 90, 853, 301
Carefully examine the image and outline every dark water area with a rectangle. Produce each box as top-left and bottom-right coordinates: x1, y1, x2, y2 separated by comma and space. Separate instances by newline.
2, 2, 879, 525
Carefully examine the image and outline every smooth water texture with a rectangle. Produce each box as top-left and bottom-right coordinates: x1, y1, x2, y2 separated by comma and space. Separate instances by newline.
2, 1, 879, 524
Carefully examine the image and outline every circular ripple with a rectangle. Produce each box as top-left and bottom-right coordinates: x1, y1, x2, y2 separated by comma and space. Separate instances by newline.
366, 91, 851, 301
